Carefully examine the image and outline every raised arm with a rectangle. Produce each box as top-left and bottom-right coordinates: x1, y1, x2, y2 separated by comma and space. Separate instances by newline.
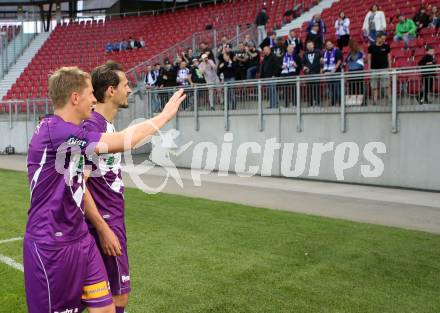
96, 89, 186, 154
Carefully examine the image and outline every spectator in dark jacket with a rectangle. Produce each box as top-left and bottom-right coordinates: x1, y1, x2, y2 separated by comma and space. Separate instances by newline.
246, 44, 260, 79
256, 7, 269, 45
199, 42, 215, 61
303, 40, 322, 106
307, 14, 326, 43
306, 23, 324, 50
160, 60, 177, 87
261, 46, 280, 108
418, 45, 436, 104
285, 29, 303, 54
219, 53, 238, 109
413, 6, 431, 32
234, 42, 249, 80
273, 37, 286, 68
190, 59, 206, 84
260, 31, 277, 51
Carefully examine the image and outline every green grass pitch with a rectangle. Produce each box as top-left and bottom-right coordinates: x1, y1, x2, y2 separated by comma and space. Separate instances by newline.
0, 169, 439, 312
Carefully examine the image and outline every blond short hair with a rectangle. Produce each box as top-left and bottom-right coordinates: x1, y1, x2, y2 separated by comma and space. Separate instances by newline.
48, 67, 91, 108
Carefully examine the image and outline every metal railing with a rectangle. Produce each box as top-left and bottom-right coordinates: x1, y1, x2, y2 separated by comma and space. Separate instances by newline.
136, 66, 440, 133
1, 67, 439, 133
0, 22, 39, 79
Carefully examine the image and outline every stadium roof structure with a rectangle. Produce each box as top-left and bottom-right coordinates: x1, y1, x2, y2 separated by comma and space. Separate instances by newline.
0, 0, 72, 5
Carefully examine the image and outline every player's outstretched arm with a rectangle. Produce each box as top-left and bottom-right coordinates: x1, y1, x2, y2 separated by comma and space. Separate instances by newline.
96, 88, 186, 154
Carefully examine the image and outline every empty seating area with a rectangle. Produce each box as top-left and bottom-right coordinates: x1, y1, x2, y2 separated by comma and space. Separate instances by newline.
3, 0, 321, 101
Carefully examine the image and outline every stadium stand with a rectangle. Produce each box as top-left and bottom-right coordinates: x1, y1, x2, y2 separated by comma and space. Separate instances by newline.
3, 0, 320, 101
0, 25, 21, 42
2, 0, 439, 102
289, 0, 440, 66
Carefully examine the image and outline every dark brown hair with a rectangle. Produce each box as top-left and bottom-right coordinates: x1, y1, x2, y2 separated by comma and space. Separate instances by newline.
91, 61, 124, 103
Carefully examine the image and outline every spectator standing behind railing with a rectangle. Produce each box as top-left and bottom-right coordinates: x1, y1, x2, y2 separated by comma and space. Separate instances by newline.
261, 46, 280, 108
367, 32, 391, 105
335, 12, 350, 50
145, 65, 161, 112
273, 37, 286, 68
394, 15, 417, 49
256, 7, 269, 45
199, 53, 221, 110
307, 14, 326, 45
418, 45, 436, 104
219, 53, 238, 109
345, 40, 365, 103
234, 42, 249, 80
281, 44, 302, 106
245, 43, 260, 79
199, 42, 215, 61
190, 59, 206, 84
153, 63, 162, 85
176, 61, 192, 87
306, 23, 324, 50
303, 40, 322, 107
285, 29, 303, 55
217, 36, 231, 55
243, 34, 257, 48
260, 31, 277, 51
160, 60, 177, 87
322, 40, 343, 106
362, 4, 387, 44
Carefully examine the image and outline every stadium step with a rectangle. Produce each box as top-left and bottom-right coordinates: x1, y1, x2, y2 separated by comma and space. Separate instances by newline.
276, 0, 340, 37
0, 31, 50, 101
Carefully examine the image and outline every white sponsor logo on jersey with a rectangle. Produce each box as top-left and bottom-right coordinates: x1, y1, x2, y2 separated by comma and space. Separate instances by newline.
121, 275, 130, 283
54, 308, 78, 313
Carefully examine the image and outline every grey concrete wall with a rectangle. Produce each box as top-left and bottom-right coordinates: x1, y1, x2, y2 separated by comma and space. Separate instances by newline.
114, 94, 440, 191
0, 119, 37, 153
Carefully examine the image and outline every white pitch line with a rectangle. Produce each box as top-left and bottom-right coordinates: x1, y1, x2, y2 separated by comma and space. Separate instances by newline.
0, 254, 24, 272
0, 237, 23, 245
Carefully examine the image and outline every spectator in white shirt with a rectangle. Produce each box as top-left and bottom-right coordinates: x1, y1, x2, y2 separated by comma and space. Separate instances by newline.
363, 4, 387, 44
176, 61, 192, 86
335, 12, 350, 50
198, 53, 221, 109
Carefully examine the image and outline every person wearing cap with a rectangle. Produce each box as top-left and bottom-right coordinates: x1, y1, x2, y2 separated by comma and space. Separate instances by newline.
199, 53, 221, 109
160, 59, 177, 87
